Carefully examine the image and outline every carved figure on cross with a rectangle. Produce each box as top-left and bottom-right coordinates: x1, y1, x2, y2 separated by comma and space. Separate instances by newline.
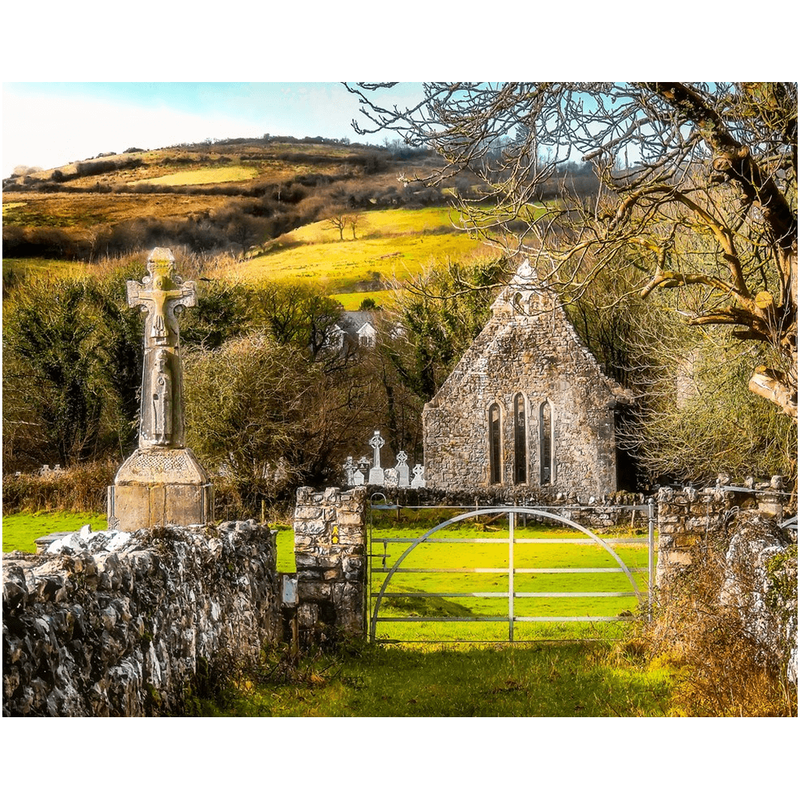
127, 247, 197, 348
127, 248, 196, 449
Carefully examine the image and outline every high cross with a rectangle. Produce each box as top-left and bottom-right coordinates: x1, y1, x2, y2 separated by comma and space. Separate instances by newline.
127, 247, 197, 348
127, 248, 197, 449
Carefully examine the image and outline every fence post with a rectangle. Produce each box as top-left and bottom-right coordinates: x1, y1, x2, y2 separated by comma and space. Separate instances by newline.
508, 511, 515, 643
647, 499, 655, 620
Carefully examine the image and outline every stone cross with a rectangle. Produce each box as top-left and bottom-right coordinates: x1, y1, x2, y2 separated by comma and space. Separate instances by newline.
411, 463, 426, 488
369, 430, 385, 468
396, 451, 410, 487
344, 456, 355, 485
108, 247, 212, 532
368, 430, 385, 485
126, 248, 197, 449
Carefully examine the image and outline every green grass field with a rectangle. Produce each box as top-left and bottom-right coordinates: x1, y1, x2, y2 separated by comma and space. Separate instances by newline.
366, 509, 652, 643
2, 511, 298, 570
195, 639, 673, 717
2, 511, 107, 552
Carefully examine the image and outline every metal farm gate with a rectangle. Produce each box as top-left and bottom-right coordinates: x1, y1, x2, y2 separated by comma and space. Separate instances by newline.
366, 500, 656, 644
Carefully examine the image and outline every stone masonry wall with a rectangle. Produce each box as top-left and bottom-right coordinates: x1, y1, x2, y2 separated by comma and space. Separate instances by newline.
655, 486, 734, 588
656, 483, 795, 579
3, 521, 280, 716
656, 487, 797, 683
293, 486, 367, 644
423, 274, 622, 500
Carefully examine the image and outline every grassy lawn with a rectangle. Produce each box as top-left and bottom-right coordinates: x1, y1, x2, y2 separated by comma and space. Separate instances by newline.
192, 639, 673, 717
3, 511, 298, 569
367, 510, 652, 644
2, 511, 107, 553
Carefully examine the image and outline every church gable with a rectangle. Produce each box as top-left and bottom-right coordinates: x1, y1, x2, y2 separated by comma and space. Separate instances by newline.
423, 260, 624, 499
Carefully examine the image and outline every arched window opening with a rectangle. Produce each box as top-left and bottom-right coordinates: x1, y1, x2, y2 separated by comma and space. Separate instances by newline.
513, 394, 527, 484
489, 403, 502, 485
512, 292, 525, 314
540, 401, 553, 485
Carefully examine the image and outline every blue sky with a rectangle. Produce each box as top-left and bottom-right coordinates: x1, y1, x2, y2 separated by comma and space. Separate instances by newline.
2, 82, 424, 177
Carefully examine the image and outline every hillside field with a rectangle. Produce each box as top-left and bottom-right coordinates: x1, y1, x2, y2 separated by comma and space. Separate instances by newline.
221, 207, 495, 290
3, 206, 496, 300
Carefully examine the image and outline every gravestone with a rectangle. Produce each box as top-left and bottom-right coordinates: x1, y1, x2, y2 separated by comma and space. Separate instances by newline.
384, 468, 399, 488
107, 248, 213, 531
411, 464, 426, 488
368, 430, 385, 485
396, 451, 410, 487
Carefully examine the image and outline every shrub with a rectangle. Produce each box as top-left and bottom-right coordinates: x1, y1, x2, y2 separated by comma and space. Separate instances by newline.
2, 461, 117, 514
645, 514, 797, 716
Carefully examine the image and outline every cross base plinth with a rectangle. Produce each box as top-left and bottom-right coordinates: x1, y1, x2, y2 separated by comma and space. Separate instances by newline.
107, 447, 213, 531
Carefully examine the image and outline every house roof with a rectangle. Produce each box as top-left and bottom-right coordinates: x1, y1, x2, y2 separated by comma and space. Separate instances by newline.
339, 311, 376, 336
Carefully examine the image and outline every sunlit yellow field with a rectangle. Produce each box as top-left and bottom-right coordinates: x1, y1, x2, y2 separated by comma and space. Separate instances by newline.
220, 207, 494, 290
131, 165, 260, 186
328, 289, 401, 310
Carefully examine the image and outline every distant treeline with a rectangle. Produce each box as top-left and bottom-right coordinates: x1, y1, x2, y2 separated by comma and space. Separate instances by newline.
2, 175, 449, 261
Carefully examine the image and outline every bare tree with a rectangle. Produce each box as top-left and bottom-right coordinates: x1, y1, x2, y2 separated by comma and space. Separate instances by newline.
325, 210, 362, 241
346, 82, 797, 418
346, 212, 362, 240
325, 211, 349, 241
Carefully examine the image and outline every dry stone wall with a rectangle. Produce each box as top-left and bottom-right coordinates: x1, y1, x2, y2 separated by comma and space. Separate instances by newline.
656, 487, 797, 684
655, 483, 794, 587
3, 521, 280, 716
721, 513, 797, 684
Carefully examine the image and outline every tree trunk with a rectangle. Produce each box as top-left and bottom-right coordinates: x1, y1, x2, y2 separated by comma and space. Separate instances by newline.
749, 367, 797, 420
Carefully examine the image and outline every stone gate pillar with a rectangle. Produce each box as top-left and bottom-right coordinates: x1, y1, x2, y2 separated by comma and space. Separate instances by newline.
656, 486, 732, 588
293, 486, 367, 643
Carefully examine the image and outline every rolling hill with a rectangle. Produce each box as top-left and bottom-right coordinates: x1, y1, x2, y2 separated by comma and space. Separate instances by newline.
2, 135, 499, 300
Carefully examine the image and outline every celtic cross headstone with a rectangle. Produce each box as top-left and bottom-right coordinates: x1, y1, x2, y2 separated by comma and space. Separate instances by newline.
368, 430, 385, 485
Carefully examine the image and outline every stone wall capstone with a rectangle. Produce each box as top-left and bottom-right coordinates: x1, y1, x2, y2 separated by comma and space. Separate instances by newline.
3, 521, 280, 716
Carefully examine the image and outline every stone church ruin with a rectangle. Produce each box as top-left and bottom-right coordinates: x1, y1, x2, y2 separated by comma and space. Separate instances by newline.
423, 259, 631, 499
